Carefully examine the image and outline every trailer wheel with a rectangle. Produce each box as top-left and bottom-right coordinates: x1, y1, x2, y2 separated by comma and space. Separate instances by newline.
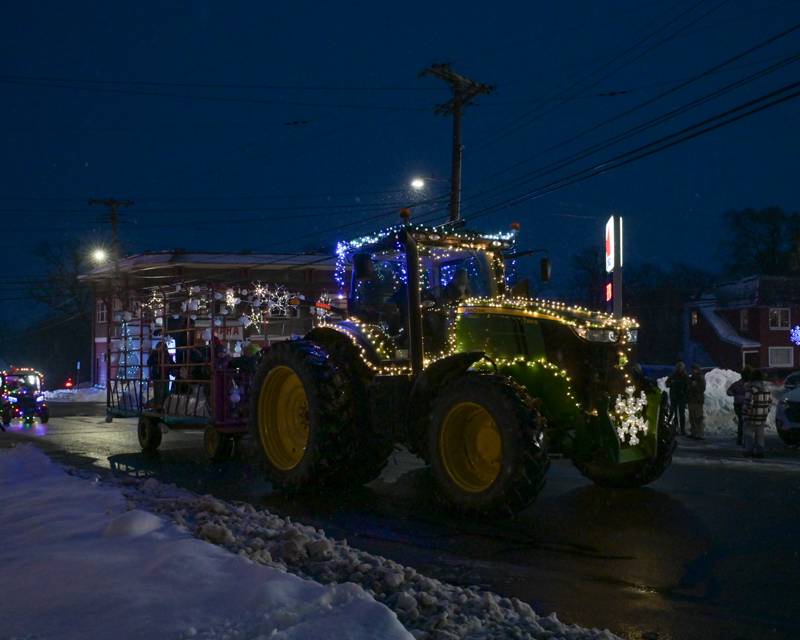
249, 340, 356, 488
428, 373, 549, 517
1, 409, 10, 427
40, 408, 50, 424
574, 392, 676, 488
137, 416, 162, 453
204, 426, 234, 462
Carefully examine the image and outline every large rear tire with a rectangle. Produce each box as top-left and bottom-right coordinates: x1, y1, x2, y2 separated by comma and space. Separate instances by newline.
249, 340, 358, 488
574, 392, 676, 488
428, 373, 549, 517
137, 416, 162, 453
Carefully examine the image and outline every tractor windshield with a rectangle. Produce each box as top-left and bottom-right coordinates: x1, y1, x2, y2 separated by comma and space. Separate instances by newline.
418, 247, 496, 304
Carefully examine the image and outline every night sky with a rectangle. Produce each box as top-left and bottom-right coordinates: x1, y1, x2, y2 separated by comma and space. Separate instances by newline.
1, 1, 799, 327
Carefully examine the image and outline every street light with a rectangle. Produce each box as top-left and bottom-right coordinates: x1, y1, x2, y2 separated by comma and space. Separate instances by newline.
91, 247, 108, 264
410, 177, 426, 190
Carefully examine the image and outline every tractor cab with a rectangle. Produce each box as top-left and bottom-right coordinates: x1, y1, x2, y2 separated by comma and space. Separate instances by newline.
339, 223, 512, 365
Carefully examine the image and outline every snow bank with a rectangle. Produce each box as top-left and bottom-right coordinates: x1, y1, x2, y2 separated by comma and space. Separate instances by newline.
0, 445, 619, 640
657, 368, 776, 435
0, 445, 412, 640
44, 384, 107, 402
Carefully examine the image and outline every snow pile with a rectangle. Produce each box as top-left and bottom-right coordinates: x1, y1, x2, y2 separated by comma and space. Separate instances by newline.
127, 476, 618, 639
0, 445, 412, 640
0, 445, 618, 640
657, 368, 776, 435
44, 384, 107, 402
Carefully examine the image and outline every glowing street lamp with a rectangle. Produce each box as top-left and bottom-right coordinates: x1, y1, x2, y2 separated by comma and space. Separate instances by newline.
410, 177, 426, 191
91, 247, 108, 264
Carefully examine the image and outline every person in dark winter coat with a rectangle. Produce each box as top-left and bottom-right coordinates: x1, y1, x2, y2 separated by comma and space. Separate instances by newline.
147, 341, 174, 408
726, 366, 752, 446
688, 365, 706, 439
743, 369, 771, 458
666, 361, 689, 435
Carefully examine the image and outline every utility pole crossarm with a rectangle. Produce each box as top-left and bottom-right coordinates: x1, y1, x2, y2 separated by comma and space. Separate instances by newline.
89, 198, 134, 258
419, 63, 494, 222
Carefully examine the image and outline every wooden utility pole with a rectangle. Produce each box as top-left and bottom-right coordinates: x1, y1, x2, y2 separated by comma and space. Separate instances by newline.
420, 64, 493, 222
89, 198, 133, 258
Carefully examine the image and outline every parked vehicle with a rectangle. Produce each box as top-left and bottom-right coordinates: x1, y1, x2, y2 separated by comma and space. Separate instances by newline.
781, 370, 800, 392
248, 221, 673, 516
776, 386, 800, 446
1, 368, 49, 426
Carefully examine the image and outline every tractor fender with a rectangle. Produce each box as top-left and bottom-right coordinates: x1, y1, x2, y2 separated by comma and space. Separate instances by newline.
405, 351, 485, 456
305, 325, 380, 369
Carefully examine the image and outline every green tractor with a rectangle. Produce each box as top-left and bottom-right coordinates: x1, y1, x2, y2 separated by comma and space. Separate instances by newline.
249, 221, 674, 516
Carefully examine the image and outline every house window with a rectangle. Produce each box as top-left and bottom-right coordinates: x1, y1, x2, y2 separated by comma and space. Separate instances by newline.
743, 350, 759, 368
769, 346, 794, 368
740, 309, 749, 332
691, 311, 698, 326
96, 300, 107, 323
769, 308, 790, 330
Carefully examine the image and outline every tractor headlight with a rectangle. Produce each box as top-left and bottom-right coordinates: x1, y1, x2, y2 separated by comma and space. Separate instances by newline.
36, 395, 45, 403
8, 396, 18, 404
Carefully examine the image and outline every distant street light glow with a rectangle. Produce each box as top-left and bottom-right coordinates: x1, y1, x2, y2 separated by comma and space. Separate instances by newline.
410, 177, 425, 190
91, 248, 108, 264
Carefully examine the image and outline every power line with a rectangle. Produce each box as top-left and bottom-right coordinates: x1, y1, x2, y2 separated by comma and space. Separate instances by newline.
0, 74, 443, 93
473, 0, 732, 152
465, 79, 800, 222
0, 78, 433, 112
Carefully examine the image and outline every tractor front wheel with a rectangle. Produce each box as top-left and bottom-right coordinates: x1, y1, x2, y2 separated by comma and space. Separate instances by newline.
137, 416, 162, 453
428, 373, 549, 517
574, 392, 676, 488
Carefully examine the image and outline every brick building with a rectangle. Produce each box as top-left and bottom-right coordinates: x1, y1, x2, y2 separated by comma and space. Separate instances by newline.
82, 251, 338, 385
686, 275, 800, 371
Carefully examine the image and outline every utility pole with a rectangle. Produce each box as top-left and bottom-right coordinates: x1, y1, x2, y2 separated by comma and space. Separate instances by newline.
420, 63, 493, 222
89, 198, 133, 259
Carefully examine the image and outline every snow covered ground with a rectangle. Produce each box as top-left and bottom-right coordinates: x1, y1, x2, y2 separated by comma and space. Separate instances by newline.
44, 384, 106, 402
658, 368, 777, 435
0, 444, 618, 640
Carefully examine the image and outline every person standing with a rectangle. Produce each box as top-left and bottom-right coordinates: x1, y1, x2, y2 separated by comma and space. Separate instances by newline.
688, 365, 706, 439
743, 369, 771, 458
666, 361, 689, 435
726, 366, 751, 446
146, 340, 174, 408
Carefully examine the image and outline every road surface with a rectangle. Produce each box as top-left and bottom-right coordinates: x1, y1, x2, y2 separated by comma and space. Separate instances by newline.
3, 413, 799, 640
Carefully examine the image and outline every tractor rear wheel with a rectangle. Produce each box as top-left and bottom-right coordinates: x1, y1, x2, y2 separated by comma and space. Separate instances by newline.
137, 416, 162, 453
574, 392, 676, 488
249, 340, 358, 488
428, 373, 549, 517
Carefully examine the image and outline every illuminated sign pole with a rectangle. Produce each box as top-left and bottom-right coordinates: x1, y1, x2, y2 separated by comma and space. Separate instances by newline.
605, 214, 623, 318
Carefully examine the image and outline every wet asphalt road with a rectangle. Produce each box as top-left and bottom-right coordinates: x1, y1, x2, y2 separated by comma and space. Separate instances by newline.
4, 406, 800, 640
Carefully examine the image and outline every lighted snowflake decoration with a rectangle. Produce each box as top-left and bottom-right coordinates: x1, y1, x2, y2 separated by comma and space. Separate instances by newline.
790, 325, 800, 346
614, 386, 649, 446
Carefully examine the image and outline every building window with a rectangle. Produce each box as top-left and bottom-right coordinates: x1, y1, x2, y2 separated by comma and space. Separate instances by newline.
769, 308, 790, 330
691, 310, 698, 326
740, 309, 749, 332
743, 350, 759, 368
96, 300, 107, 323
769, 346, 794, 368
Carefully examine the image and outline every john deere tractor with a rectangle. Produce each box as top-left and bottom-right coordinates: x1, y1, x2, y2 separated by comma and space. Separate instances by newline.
249, 221, 674, 516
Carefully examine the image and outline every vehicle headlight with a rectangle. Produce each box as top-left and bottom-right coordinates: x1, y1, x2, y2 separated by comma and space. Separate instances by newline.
36, 395, 45, 403
8, 396, 18, 404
